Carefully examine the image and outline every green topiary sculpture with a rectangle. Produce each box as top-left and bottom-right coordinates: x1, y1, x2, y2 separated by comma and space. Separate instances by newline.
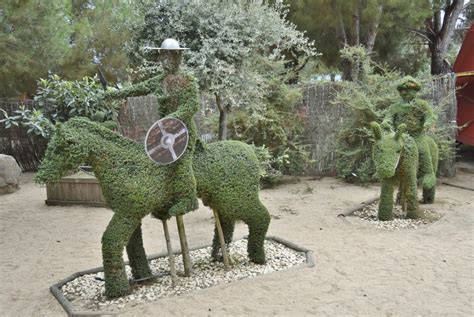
383, 76, 439, 204
193, 140, 270, 264
103, 39, 270, 264
36, 117, 270, 298
370, 122, 420, 221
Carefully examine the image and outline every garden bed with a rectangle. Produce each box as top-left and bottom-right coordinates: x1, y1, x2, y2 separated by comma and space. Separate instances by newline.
352, 202, 442, 230
51, 236, 314, 316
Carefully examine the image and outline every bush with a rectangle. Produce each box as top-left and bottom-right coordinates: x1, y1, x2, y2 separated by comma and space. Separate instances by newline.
0, 74, 118, 138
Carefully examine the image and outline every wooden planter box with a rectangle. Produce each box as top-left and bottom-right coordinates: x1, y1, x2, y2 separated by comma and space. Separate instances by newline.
46, 171, 107, 207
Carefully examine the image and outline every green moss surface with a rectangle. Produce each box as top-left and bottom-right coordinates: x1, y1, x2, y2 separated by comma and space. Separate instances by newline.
383, 77, 439, 204
193, 140, 270, 264
38, 53, 270, 298
371, 122, 419, 220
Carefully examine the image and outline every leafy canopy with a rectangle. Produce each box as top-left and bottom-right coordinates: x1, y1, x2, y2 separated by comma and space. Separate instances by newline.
128, 0, 317, 106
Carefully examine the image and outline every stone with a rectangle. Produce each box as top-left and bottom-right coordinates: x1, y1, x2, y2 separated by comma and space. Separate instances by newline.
0, 154, 21, 194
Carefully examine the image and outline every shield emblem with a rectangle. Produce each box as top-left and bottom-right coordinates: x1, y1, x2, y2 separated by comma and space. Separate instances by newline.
144, 117, 189, 165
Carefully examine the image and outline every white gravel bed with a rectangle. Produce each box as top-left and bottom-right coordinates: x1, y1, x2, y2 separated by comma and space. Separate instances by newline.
60, 239, 307, 312
353, 202, 441, 230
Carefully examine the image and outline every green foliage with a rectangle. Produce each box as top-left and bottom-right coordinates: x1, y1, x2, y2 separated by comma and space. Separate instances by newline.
224, 57, 314, 179
414, 134, 439, 203
37, 67, 270, 297
35, 74, 118, 123
37, 117, 270, 298
370, 122, 420, 220
252, 145, 283, 188
0, 106, 52, 138
0, 74, 118, 138
285, 0, 432, 76
193, 140, 270, 265
335, 47, 402, 183
61, 1, 137, 83
0, 1, 70, 97
128, 0, 317, 108
334, 46, 448, 184
0, 1, 137, 97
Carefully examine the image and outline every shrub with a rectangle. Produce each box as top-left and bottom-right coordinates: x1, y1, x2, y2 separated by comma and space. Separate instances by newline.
0, 74, 118, 138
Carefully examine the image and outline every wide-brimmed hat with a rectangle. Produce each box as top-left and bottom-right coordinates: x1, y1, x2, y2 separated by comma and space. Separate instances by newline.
145, 38, 189, 51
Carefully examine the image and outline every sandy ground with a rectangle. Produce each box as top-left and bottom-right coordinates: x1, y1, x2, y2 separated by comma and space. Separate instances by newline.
0, 165, 473, 316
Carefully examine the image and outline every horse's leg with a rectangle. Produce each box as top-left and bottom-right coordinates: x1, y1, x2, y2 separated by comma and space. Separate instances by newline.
398, 179, 406, 212
422, 186, 435, 204
423, 141, 438, 204
126, 222, 153, 281
378, 179, 395, 221
102, 213, 141, 298
243, 199, 270, 264
406, 167, 421, 219
418, 138, 436, 204
211, 212, 234, 262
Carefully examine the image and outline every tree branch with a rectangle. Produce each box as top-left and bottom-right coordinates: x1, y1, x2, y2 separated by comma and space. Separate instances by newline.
409, 28, 434, 44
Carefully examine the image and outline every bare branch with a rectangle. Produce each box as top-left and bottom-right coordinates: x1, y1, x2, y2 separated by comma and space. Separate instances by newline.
409, 28, 434, 44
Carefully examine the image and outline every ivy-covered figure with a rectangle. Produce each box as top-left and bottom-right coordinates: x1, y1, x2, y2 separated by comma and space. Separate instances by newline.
105, 38, 200, 217
370, 122, 420, 220
383, 76, 439, 204
35, 39, 271, 298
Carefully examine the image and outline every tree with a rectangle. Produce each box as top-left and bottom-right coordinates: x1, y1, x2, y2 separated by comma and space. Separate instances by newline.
286, 0, 431, 79
61, 0, 137, 84
415, 0, 464, 75
129, 0, 317, 140
0, 0, 137, 97
0, 1, 70, 97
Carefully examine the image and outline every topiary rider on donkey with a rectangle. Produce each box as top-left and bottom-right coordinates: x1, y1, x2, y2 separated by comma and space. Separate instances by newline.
383, 76, 439, 205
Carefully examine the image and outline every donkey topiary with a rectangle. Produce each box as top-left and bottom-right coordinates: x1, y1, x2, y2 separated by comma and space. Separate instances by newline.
370, 122, 420, 221
36, 117, 270, 298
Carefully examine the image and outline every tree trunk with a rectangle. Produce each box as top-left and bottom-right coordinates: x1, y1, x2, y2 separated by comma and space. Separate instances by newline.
351, 0, 360, 46
333, 1, 352, 80
365, 4, 383, 53
430, 46, 449, 75
215, 93, 227, 141
427, 0, 464, 75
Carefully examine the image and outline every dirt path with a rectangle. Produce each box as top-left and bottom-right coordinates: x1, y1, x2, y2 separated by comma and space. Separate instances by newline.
0, 167, 472, 316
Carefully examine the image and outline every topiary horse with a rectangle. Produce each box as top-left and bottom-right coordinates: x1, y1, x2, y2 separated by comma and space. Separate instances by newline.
370, 122, 420, 221
36, 117, 270, 298
193, 140, 270, 264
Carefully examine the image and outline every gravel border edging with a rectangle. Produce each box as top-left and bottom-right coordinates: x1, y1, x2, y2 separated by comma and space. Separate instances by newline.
50, 236, 315, 317
336, 197, 379, 218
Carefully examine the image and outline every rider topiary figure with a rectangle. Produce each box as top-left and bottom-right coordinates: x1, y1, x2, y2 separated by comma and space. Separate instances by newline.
105, 39, 199, 217
103, 39, 270, 265
383, 76, 439, 204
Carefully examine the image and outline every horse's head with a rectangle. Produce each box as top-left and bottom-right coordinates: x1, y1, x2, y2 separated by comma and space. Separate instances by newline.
370, 122, 406, 179
35, 120, 90, 184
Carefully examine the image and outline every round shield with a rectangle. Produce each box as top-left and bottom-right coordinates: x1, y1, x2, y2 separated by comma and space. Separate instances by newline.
144, 118, 189, 165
